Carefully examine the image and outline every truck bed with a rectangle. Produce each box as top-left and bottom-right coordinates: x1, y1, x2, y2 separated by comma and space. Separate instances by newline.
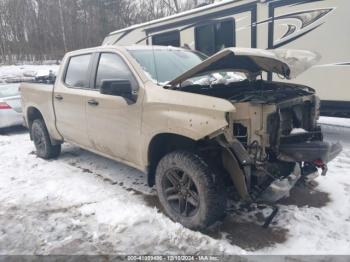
20, 82, 61, 141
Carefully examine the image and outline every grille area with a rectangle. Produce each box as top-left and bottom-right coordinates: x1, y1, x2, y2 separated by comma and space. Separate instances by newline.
233, 123, 248, 146
267, 101, 316, 148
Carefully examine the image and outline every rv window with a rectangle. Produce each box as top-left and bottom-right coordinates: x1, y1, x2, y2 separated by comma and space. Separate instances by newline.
195, 20, 235, 56
195, 24, 215, 56
215, 20, 234, 52
152, 31, 180, 47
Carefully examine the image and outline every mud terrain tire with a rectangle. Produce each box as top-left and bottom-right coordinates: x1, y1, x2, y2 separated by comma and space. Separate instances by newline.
31, 119, 61, 159
155, 150, 226, 230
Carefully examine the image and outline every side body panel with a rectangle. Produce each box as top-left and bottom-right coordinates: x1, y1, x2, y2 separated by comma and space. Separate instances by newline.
84, 90, 143, 162
84, 49, 145, 168
53, 54, 92, 148
20, 83, 62, 141
21, 46, 237, 173
140, 82, 235, 167
53, 86, 91, 147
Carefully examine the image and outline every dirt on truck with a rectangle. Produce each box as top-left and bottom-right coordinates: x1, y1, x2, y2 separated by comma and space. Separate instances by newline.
20, 45, 342, 230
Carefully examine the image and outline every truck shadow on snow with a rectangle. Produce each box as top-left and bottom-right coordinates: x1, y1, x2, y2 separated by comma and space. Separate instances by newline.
57, 144, 332, 251
139, 185, 330, 251
0, 125, 27, 135
206, 218, 288, 251
278, 183, 330, 208
130, 184, 330, 251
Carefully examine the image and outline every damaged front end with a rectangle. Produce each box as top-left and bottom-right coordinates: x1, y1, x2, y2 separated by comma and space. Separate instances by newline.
216, 84, 342, 203
169, 47, 342, 203
216, 134, 304, 203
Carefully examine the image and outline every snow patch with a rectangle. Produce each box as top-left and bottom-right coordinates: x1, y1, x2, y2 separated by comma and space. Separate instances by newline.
0, 64, 59, 83
0, 117, 349, 255
290, 128, 307, 134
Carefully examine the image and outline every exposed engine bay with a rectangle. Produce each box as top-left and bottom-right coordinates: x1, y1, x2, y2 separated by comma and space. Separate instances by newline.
179, 79, 320, 149
180, 79, 313, 103
178, 79, 342, 202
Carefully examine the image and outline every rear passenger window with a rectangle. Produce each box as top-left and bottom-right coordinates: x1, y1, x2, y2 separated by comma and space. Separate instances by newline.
65, 54, 91, 88
95, 53, 137, 90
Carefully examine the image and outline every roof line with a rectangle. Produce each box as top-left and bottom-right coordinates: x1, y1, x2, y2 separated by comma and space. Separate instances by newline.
108, 0, 242, 36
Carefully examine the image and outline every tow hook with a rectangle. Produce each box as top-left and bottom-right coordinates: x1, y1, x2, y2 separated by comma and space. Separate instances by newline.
313, 159, 328, 176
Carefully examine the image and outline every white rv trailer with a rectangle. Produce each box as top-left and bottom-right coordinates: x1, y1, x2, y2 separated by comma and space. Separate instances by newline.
103, 0, 350, 116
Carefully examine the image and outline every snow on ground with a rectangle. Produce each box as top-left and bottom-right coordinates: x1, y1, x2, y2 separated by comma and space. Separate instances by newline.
0, 65, 349, 255
319, 116, 350, 128
0, 64, 59, 83
0, 119, 349, 255
0, 128, 242, 255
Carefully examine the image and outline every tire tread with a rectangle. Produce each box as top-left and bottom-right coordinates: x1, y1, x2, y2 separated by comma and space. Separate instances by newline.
32, 119, 61, 159
156, 150, 226, 230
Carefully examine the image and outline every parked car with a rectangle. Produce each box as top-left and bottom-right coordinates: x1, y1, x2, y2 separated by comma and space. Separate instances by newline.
20, 45, 342, 230
0, 84, 23, 129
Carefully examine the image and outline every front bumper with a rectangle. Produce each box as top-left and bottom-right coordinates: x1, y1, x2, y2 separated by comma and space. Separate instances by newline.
259, 163, 301, 202
258, 140, 342, 202
279, 141, 342, 163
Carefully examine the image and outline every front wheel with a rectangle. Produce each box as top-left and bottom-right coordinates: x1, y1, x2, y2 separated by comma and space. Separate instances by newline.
155, 150, 226, 230
31, 119, 61, 159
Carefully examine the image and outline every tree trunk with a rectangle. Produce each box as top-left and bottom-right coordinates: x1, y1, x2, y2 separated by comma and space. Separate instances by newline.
173, 0, 180, 13
58, 0, 67, 52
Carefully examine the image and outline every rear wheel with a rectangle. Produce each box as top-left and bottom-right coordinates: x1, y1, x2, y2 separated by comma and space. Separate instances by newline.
155, 150, 226, 230
31, 119, 61, 159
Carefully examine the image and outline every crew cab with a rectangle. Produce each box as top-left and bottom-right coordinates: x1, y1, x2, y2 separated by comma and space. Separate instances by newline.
20, 45, 342, 229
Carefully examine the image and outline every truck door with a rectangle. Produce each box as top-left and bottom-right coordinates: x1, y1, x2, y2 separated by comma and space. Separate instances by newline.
53, 53, 93, 148
85, 52, 142, 162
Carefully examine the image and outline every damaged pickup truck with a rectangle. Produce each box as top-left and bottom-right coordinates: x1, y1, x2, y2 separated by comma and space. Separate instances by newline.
20, 45, 342, 230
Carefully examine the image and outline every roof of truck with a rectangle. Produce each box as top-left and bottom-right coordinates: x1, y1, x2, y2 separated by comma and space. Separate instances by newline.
65, 45, 189, 56
125, 45, 191, 51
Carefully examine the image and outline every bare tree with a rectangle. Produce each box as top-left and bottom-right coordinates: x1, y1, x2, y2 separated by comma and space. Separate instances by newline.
0, 0, 214, 64
173, 0, 180, 13
58, 0, 67, 52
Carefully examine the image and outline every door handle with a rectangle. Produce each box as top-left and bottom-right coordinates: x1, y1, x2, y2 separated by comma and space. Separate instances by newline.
87, 99, 99, 106
55, 94, 63, 101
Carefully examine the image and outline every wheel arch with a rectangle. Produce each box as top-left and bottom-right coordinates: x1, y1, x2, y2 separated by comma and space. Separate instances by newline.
27, 106, 44, 136
147, 133, 197, 187
146, 132, 252, 203
26, 106, 61, 145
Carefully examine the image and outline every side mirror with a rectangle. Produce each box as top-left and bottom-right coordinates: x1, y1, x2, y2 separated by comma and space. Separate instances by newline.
100, 79, 137, 102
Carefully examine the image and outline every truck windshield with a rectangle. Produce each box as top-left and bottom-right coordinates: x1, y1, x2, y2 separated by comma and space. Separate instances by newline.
128, 48, 206, 85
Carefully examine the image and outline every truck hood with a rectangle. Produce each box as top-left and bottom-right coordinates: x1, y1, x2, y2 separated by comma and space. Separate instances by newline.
168, 48, 320, 87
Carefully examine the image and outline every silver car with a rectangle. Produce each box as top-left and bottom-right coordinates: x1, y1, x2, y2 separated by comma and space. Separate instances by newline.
0, 84, 23, 128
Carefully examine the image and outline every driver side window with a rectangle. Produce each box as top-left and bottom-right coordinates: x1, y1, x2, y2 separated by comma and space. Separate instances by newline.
95, 53, 138, 90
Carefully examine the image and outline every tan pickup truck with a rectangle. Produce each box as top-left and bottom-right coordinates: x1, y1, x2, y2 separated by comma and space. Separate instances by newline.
21, 45, 342, 229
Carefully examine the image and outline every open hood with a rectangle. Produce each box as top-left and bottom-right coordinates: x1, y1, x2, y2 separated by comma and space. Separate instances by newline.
168, 48, 320, 87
